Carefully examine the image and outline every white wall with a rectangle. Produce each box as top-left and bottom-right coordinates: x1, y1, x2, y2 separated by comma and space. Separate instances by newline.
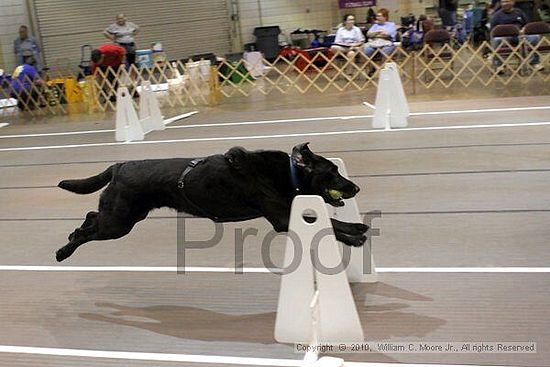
0, 0, 32, 72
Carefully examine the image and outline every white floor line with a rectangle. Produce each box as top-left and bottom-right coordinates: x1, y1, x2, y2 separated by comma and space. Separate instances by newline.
0, 112, 198, 139
0, 345, 517, 367
345, 363, 515, 367
0, 105, 548, 140
0, 345, 302, 367
167, 114, 370, 128
0, 266, 273, 272
0, 123, 9, 129
409, 106, 550, 116
0, 266, 548, 273
377, 267, 550, 273
0, 128, 114, 139
1, 120, 550, 153
0, 114, 371, 139
163, 110, 198, 125
362, 101, 376, 110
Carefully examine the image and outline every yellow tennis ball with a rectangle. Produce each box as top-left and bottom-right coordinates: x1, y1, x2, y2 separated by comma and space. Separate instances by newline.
328, 189, 343, 200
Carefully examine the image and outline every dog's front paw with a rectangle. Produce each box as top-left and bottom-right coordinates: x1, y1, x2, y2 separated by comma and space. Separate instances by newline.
340, 233, 367, 247
352, 223, 369, 235
349, 234, 367, 247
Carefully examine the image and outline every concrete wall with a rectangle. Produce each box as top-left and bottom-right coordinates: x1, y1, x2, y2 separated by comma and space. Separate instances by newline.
0, 0, 32, 73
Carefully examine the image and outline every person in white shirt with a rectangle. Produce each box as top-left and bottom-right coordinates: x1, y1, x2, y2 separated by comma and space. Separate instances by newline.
331, 14, 365, 59
104, 14, 139, 65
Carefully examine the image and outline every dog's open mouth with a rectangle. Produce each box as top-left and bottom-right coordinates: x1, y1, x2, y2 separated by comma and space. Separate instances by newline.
325, 189, 345, 207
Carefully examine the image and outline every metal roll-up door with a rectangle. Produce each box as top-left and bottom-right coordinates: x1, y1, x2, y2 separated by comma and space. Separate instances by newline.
31, 0, 231, 68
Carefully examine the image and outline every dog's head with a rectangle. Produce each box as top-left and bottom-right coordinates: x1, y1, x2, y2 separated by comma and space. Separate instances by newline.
291, 142, 360, 207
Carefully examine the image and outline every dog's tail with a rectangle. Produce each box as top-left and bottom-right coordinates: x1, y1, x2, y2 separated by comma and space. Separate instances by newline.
58, 164, 120, 194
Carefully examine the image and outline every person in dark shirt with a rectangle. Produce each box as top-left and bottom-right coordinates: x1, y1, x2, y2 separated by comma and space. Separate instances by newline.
490, 0, 542, 71
438, 0, 458, 28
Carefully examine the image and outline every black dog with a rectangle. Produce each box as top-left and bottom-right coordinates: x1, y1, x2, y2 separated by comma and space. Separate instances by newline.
56, 143, 368, 262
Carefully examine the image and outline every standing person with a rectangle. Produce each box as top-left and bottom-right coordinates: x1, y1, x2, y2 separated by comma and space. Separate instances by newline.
91, 44, 126, 102
490, 0, 542, 71
13, 25, 42, 72
438, 0, 458, 28
104, 14, 139, 65
363, 8, 397, 58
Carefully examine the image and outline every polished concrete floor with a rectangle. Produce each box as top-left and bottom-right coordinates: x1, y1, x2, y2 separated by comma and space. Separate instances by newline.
0, 95, 549, 366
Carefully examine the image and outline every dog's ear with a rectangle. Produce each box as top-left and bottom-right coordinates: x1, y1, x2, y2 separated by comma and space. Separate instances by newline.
291, 142, 313, 168
224, 146, 249, 171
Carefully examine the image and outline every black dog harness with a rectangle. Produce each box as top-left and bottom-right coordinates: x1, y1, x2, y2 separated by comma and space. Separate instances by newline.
176, 158, 259, 222
178, 158, 203, 189
176, 158, 220, 220
176, 156, 302, 222
289, 155, 301, 194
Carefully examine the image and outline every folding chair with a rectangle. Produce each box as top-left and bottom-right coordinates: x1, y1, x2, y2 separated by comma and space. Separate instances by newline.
490, 24, 521, 73
423, 29, 454, 79
523, 21, 550, 69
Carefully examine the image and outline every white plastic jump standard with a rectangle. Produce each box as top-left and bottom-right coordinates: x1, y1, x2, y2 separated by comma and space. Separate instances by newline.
115, 87, 144, 142
372, 62, 409, 130
328, 158, 377, 283
139, 81, 165, 133
275, 195, 364, 345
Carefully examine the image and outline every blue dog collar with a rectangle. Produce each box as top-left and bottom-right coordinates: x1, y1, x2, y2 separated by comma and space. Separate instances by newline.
289, 155, 301, 193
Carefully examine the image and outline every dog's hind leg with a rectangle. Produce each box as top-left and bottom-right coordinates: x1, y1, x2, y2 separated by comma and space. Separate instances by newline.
56, 216, 133, 262
56, 207, 149, 262
58, 212, 101, 262
68, 211, 98, 241
56, 235, 97, 262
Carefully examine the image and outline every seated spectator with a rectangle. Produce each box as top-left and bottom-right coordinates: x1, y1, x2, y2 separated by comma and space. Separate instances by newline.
331, 14, 365, 59
490, 0, 543, 71
363, 8, 397, 58
13, 25, 42, 72
401, 15, 433, 50
10, 56, 43, 110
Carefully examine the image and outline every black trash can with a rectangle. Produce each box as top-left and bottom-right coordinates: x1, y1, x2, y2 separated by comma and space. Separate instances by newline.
253, 26, 281, 60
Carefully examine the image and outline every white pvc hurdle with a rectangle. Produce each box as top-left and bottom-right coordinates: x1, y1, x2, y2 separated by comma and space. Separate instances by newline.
372, 62, 409, 130
274, 195, 365, 344
115, 87, 145, 142
328, 158, 377, 284
139, 80, 165, 133
274, 158, 377, 366
115, 81, 196, 142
